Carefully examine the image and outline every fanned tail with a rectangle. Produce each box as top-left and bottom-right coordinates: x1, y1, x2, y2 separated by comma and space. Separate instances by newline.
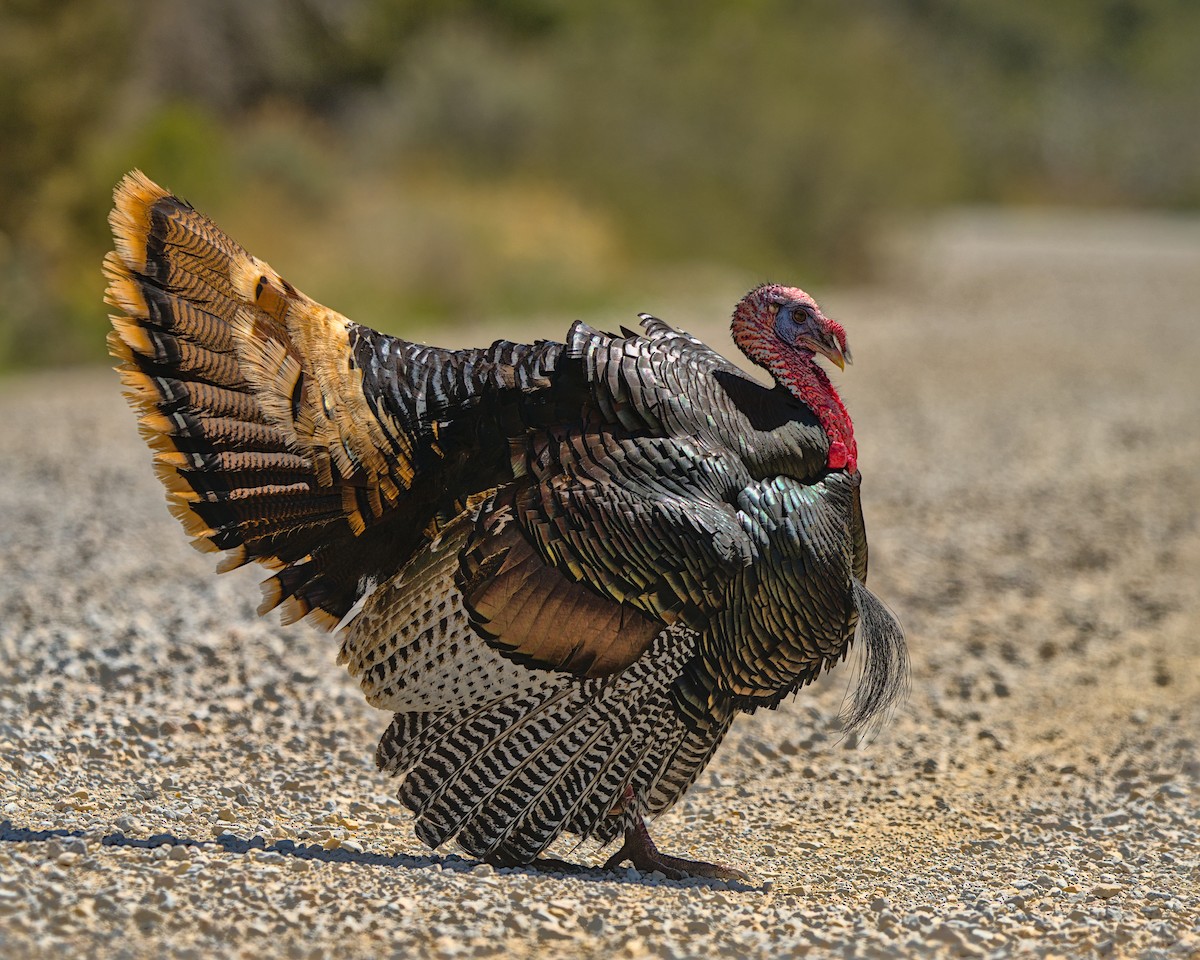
105, 170, 568, 628
105, 171, 349, 626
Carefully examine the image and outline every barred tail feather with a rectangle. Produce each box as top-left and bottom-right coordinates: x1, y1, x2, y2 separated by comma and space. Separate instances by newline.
105, 171, 434, 628
106, 172, 339, 625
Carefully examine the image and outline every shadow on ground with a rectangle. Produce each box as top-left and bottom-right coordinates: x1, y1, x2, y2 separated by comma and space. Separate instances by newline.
0, 819, 759, 891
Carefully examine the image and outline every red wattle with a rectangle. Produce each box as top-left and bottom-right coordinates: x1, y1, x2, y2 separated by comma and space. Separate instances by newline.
777, 354, 857, 475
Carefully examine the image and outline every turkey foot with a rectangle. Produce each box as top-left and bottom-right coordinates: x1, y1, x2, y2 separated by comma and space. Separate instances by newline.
603, 788, 748, 882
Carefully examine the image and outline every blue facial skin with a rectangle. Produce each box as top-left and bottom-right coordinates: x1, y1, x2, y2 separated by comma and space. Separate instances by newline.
774, 302, 812, 346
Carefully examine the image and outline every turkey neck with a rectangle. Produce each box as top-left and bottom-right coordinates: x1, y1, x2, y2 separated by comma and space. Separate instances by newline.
732, 324, 858, 474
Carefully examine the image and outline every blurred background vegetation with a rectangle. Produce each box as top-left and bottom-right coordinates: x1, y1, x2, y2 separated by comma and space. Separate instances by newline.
2, 0, 1198, 369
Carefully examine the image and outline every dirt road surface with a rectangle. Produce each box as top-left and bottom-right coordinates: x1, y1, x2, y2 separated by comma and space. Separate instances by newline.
1, 211, 1197, 958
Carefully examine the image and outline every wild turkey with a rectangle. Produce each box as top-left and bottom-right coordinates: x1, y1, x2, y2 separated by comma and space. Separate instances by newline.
105, 171, 906, 879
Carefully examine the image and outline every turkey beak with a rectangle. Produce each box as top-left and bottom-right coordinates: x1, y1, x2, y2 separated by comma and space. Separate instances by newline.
816, 335, 848, 371
799, 327, 850, 370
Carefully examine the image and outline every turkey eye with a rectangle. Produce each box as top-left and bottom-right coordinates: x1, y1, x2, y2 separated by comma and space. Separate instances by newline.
776, 305, 811, 345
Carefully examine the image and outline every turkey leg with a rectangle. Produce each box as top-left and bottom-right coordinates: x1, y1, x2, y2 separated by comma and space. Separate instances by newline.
603, 787, 748, 881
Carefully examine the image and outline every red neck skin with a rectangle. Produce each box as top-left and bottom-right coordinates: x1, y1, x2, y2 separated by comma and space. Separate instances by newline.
732, 321, 858, 474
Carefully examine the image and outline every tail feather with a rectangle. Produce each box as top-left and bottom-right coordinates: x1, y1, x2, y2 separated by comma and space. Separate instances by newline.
144, 377, 267, 425
107, 173, 338, 614
105, 171, 426, 626
138, 413, 286, 454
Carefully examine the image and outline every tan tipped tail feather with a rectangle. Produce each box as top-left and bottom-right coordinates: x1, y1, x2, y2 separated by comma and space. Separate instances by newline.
106, 170, 423, 629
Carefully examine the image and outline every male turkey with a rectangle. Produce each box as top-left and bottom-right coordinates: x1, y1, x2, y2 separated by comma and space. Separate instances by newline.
105, 171, 906, 879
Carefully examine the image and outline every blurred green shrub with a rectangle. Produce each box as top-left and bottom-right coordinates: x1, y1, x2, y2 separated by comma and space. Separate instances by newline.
1, 0, 1197, 370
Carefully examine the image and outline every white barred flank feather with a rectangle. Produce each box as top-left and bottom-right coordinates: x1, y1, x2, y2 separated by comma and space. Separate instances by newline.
373, 628, 732, 863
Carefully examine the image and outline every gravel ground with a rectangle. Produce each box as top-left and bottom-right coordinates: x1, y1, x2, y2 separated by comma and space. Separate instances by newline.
1, 212, 1198, 958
